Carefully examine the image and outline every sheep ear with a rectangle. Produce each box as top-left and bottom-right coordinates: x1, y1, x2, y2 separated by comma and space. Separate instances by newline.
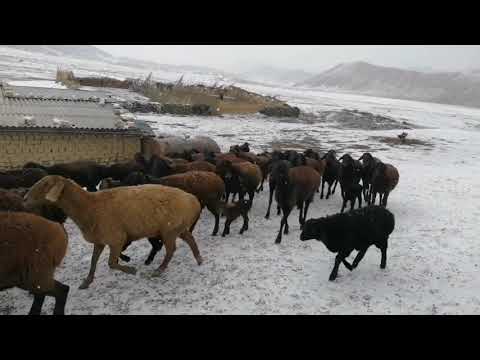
45, 181, 65, 202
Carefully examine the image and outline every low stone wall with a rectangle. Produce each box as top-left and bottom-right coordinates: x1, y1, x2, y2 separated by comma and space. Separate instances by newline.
0, 131, 141, 171
259, 105, 301, 118
121, 101, 214, 116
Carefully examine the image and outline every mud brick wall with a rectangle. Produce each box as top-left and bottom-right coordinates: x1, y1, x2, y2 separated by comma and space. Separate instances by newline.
0, 132, 141, 171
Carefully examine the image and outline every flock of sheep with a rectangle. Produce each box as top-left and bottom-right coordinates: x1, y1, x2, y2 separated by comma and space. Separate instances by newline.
0, 139, 399, 315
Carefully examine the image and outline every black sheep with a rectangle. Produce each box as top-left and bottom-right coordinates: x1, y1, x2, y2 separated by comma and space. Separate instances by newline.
340, 183, 363, 213
300, 206, 395, 281
358, 153, 381, 202
320, 150, 341, 199
24, 161, 106, 192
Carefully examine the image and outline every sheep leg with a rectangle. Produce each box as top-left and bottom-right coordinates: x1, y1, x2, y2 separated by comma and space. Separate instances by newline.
329, 254, 343, 281
179, 231, 203, 266
108, 245, 137, 276
332, 179, 339, 195
29, 294, 46, 315
298, 202, 304, 227
342, 260, 353, 271
341, 199, 347, 213
222, 219, 232, 237
382, 192, 389, 207
352, 249, 368, 269
302, 200, 311, 228
51, 280, 69, 315
265, 182, 276, 219
154, 237, 177, 275
277, 205, 281, 216
145, 238, 164, 266
79, 244, 105, 289
239, 213, 249, 234
207, 204, 220, 236
350, 199, 355, 212
380, 246, 387, 269
119, 241, 132, 263
358, 193, 362, 209
320, 179, 326, 199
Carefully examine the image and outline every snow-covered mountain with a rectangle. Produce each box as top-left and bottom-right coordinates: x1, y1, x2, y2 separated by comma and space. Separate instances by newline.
237, 65, 315, 86
298, 61, 480, 108
4, 45, 114, 62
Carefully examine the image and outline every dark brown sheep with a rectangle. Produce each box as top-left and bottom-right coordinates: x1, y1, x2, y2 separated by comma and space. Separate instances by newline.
102, 153, 148, 182
320, 150, 341, 200
358, 153, 382, 201
216, 160, 262, 203
273, 163, 321, 244
0, 212, 69, 315
370, 162, 399, 207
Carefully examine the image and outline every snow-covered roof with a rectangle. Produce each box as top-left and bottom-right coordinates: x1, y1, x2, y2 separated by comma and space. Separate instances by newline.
0, 83, 151, 135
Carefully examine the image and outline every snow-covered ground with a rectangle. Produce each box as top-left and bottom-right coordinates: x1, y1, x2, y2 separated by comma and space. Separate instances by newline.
1, 51, 480, 314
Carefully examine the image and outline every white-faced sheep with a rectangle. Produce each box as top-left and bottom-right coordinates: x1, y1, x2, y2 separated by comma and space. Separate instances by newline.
300, 205, 395, 281
24, 175, 203, 289
0, 212, 69, 315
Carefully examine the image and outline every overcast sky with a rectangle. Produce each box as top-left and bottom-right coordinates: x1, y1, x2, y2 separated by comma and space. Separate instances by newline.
95, 45, 480, 73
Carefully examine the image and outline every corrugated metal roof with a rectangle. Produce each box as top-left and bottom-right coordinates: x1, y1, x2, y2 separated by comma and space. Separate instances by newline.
0, 84, 150, 135
5, 85, 110, 101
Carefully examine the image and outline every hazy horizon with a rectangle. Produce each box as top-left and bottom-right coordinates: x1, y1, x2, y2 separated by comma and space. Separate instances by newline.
96, 45, 480, 74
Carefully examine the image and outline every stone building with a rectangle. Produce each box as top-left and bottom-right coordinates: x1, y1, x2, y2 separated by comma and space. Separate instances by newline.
0, 82, 153, 171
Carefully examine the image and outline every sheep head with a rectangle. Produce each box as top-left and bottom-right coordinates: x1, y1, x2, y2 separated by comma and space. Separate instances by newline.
24, 175, 67, 206
216, 160, 234, 180
300, 218, 326, 242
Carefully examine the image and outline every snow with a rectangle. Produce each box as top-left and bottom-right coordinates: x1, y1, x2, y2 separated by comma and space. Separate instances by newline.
1, 50, 480, 314
7, 80, 68, 89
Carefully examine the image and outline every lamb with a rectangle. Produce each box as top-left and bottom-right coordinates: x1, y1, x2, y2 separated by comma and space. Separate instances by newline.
0, 212, 69, 315
273, 163, 321, 244
219, 199, 253, 237
216, 160, 262, 203
358, 153, 382, 201
320, 150, 341, 200
369, 162, 399, 207
24, 175, 203, 289
24, 161, 106, 192
300, 205, 395, 281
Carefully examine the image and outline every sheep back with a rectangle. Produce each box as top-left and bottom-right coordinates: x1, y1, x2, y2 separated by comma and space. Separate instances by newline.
157, 171, 225, 207
88, 184, 201, 242
0, 212, 67, 291
232, 162, 262, 190
289, 166, 321, 195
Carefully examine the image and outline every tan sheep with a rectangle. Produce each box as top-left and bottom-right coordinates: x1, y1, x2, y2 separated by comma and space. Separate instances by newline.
24, 175, 203, 289
0, 212, 69, 315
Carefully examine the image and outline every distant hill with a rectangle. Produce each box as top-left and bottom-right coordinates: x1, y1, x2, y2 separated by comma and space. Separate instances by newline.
5, 45, 114, 62
237, 65, 315, 86
298, 61, 480, 108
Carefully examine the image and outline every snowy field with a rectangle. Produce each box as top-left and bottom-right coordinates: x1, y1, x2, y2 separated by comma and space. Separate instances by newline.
1, 50, 480, 314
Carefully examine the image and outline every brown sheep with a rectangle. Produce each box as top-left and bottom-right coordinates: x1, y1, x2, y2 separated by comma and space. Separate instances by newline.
255, 154, 272, 192
24, 175, 203, 289
370, 162, 399, 207
119, 171, 226, 264
273, 163, 321, 244
0, 212, 69, 315
216, 160, 262, 203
